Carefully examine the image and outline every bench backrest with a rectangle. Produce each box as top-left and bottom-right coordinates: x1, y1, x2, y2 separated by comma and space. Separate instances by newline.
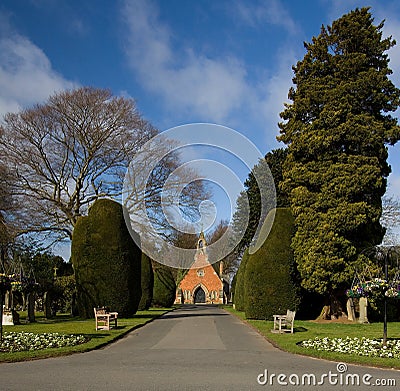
94, 308, 107, 315
286, 310, 296, 322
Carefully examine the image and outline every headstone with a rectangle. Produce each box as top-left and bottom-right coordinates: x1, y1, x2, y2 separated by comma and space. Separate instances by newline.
346, 298, 356, 321
44, 291, 52, 319
2, 305, 13, 325
27, 292, 36, 322
358, 297, 369, 323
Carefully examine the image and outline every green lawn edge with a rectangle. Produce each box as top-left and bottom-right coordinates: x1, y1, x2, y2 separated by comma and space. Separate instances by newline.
222, 305, 400, 370
0, 307, 173, 363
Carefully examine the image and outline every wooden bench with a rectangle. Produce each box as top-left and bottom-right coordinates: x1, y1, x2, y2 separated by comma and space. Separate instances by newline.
272, 310, 296, 333
94, 307, 118, 331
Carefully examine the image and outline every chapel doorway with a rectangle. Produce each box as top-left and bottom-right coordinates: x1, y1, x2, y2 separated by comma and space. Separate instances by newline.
194, 287, 206, 303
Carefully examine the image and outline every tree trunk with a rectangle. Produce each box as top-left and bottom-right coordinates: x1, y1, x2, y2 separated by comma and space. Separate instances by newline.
22, 292, 27, 310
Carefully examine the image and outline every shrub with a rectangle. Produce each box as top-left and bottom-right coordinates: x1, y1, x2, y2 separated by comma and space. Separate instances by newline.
71, 199, 141, 318
244, 208, 301, 319
233, 248, 250, 311
152, 262, 176, 307
138, 253, 154, 310
53, 275, 76, 314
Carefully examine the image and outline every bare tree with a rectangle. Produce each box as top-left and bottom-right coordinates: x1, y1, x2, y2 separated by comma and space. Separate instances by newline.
381, 195, 400, 244
0, 157, 17, 269
123, 139, 213, 272
206, 220, 239, 279
0, 87, 155, 240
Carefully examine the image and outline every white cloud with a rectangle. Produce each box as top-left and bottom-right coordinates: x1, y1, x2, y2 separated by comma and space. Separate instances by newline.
120, 0, 301, 144
255, 48, 297, 145
121, 0, 252, 123
122, 2, 246, 123
0, 31, 76, 118
232, 0, 299, 35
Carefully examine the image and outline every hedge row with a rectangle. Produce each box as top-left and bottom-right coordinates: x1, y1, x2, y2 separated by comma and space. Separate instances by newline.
234, 208, 302, 320
152, 263, 176, 307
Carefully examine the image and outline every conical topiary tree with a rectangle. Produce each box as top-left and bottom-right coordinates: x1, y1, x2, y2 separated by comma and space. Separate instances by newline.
244, 208, 301, 319
71, 199, 141, 318
138, 253, 154, 310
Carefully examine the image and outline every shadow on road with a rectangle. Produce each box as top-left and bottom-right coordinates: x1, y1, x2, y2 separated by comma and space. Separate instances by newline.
161, 305, 230, 319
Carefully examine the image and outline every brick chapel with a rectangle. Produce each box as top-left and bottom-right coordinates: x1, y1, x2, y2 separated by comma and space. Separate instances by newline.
175, 232, 229, 304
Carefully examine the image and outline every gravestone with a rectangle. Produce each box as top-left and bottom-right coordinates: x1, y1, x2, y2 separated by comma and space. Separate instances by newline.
2, 305, 14, 325
43, 291, 52, 319
4, 291, 10, 310
346, 298, 356, 321
358, 297, 369, 323
27, 292, 36, 322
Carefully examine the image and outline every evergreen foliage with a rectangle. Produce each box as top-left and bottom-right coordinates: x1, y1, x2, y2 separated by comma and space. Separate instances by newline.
244, 208, 301, 319
232, 148, 289, 253
233, 248, 250, 311
71, 199, 141, 318
53, 275, 76, 314
278, 8, 400, 306
138, 253, 154, 310
266, 149, 290, 208
152, 262, 176, 307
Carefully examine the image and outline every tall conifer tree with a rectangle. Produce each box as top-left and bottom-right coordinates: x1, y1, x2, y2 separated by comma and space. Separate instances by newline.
278, 8, 400, 318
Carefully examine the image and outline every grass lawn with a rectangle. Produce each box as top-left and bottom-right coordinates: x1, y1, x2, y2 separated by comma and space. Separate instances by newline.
0, 308, 170, 363
224, 306, 400, 370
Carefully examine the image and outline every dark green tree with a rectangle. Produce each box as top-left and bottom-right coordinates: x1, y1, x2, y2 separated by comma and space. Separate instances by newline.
266, 149, 290, 208
152, 262, 176, 307
232, 149, 288, 254
72, 199, 141, 318
278, 8, 400, 318
244, 208, 301, 319
53, 275, 76, 314
138, 253, 154, 310
233, 248, 250, 311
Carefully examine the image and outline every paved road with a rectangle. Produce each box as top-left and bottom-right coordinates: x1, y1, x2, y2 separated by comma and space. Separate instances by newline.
0, 305, 399, 390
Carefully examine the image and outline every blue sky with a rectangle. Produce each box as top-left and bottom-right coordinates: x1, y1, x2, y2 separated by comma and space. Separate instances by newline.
1, 0, 400, 258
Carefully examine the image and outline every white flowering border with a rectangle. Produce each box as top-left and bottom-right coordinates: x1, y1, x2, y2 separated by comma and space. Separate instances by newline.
0, 332, 88, 353
300, 336, 400, 359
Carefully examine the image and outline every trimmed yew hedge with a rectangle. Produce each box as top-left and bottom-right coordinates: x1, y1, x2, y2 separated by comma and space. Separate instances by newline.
233, 248, 250, 312
138, 253, 154, 310
152, 262, 176, 307
71, 199, 141, 318
244, 208, 301, 319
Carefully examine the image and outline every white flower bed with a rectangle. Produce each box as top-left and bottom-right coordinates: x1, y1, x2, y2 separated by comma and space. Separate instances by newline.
0, 332, 88, 353
300, 336, 400, 359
